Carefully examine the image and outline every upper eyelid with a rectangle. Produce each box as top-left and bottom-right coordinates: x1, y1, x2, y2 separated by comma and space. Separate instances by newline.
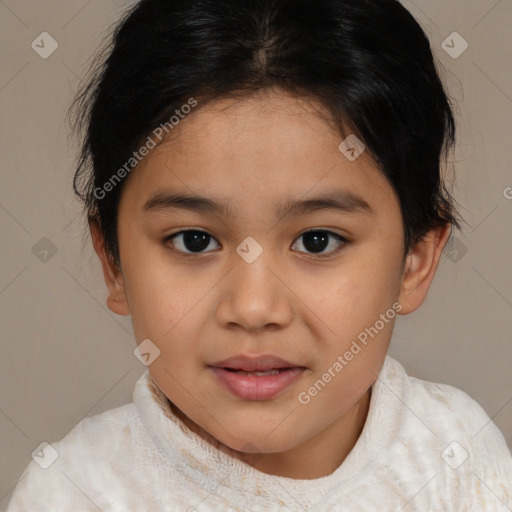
166, 228, 346, 240
166, 229, 347, 253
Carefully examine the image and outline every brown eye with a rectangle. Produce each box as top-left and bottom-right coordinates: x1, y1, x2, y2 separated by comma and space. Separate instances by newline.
163, 229, 347, 258
292, 230, 347, 257
165, 230, 220, 254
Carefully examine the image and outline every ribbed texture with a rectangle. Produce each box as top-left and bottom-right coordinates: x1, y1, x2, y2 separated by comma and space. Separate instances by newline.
6, 356, 512, 511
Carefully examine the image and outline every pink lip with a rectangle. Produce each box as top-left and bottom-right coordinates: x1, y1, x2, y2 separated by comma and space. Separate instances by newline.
210, 354, 300, 371
209, 354, 306, 400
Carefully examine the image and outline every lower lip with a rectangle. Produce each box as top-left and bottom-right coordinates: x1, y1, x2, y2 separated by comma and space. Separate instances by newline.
210, 367, 305, 400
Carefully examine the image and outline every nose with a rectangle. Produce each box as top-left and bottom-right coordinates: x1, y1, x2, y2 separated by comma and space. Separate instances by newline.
214, 250, 294, 333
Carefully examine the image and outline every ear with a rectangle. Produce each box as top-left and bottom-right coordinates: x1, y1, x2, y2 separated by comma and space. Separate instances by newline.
398, 224, 452, 315
89, 216, 130, 316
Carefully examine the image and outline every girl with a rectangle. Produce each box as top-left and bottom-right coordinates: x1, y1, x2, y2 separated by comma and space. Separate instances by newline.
7, 0, 512, 509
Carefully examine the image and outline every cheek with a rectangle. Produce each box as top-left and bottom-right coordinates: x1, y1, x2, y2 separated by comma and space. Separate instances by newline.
301, 257, 400, 331
121, 246, 211, 342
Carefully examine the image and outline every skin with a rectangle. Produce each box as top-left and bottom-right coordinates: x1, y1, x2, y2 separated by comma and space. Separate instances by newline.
90, 87, 450, 480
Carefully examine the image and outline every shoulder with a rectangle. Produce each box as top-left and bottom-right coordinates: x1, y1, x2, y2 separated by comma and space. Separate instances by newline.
5, 402, 140, 511
377, 356, 512, 508
396, 357, 509, 450
381, 356, 507, 440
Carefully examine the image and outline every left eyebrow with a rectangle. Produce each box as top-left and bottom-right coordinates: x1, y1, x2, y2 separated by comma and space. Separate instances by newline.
142, 189, 375, 218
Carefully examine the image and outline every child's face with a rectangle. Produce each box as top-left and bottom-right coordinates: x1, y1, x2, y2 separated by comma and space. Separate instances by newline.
96, 88, 444, 469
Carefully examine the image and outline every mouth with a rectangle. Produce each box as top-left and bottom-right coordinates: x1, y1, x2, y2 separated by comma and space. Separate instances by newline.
222, 368, 290, 376
209, 354, 306, 400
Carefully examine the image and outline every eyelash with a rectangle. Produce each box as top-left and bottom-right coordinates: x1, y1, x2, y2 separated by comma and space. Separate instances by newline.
162, 229, 348, 259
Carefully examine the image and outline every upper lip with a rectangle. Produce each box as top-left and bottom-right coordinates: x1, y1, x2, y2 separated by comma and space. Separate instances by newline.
210, 354, 303, 371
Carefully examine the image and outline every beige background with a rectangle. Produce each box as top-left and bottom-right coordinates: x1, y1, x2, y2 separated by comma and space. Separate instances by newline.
1, 0, 511, 507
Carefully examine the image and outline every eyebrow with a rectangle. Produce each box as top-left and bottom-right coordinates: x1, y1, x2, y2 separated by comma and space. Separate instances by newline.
142, 189, 374, 218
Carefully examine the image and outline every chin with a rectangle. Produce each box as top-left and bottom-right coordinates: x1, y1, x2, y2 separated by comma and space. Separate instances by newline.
217, 428, 302, 455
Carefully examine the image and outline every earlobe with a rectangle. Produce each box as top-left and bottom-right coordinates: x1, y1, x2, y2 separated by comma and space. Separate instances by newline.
88, 216, 130, 316
398, 224, 452, 315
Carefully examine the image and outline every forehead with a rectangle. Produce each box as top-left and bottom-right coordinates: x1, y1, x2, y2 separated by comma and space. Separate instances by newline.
120, 89, 398, 219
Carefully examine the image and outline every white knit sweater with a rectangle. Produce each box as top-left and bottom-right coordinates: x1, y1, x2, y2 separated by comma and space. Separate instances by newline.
6, 356, 512, 511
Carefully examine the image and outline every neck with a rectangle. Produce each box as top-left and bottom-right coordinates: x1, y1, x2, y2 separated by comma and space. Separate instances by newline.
247, 388, 371, 479
169, 387, 371, 480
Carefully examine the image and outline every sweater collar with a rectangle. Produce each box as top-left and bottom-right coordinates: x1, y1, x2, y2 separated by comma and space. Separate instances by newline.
133, 356, 403, 506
